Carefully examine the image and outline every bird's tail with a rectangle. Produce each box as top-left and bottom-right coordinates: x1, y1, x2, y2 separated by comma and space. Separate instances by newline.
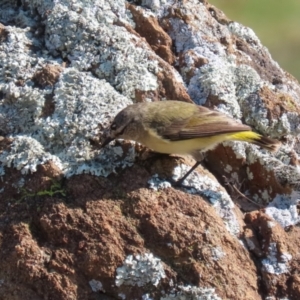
228, 131, 281, 152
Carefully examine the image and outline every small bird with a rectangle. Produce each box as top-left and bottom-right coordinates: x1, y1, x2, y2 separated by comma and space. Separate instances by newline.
101, 100, 281, 184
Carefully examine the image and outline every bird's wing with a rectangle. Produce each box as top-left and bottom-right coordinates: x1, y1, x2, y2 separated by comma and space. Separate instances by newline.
158, 106, 251, 141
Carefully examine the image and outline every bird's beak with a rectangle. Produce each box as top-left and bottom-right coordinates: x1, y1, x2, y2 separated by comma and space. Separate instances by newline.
100, 136, 114, 149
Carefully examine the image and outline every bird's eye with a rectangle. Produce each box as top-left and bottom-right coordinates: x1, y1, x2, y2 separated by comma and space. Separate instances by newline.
111, 123, 117, 130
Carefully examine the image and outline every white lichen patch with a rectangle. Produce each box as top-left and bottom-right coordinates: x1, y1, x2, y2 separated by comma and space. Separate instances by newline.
115, 253, 166, 287
161, 284, 222, 300
0, 66, 135, 176
0, 0, 162, 178
246, 167, 254, 180
42, 0, 159, 99
155, 1, 268, 121
140, 0, 174, 16
192, 62, 262, 119
224, 164, 232, 173
265, 192, 300, 228
118, 293, 126, 300
148, 174, 172, 190
35, 68, 134, 177
142, 294, 154, 300
0, 82, 47, 134
0, 26, 47, 86
89, 279, 104, 292
246, 146, 300, 193
240, 92, 300, 138
222, 140, 247, 160
262, 243, 292, 275
211, 247, 225, 261
0, 136, 63, 174
229, 22, 269, 57
267, 221, 276, 228
267, 292, 290, 300
228, 21, 300, 99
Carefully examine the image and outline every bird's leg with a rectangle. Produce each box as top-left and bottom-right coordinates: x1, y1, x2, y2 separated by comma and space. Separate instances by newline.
173, 151, 206, 186
175, 160, 202, 186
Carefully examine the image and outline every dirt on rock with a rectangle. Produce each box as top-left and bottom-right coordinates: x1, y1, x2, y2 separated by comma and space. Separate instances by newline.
0, 156, 299, 299
0, 160, 260, 300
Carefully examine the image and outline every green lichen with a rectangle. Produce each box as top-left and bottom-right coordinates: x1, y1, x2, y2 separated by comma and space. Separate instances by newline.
20, 180, 66, 201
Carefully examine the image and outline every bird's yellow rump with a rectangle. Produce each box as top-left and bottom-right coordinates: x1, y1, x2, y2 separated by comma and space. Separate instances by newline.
101, 100, 281, 183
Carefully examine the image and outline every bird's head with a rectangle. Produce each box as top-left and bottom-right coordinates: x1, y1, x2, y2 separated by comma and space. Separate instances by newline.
100, 105, 140, 148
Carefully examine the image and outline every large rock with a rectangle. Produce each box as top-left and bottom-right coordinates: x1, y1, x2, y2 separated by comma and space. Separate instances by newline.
0, 0, 300, 299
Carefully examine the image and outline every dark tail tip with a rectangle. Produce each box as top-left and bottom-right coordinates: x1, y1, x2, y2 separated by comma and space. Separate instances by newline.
253, 136, 281, 152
